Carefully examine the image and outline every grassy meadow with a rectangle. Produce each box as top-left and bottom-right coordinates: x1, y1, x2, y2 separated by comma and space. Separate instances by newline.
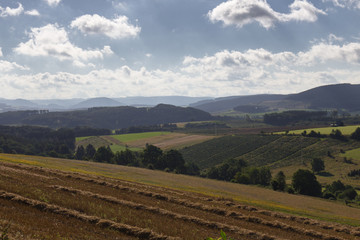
278, 124, 360, 135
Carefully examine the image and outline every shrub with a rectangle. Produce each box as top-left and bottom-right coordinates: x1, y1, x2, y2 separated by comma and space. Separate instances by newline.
350, 127, 360, 140
311, 158, 325, 173
338, 187, 358, 200
329, 129, 347, 141
322, 191, 336, 200
286, 186, 295, 194
234, 172, 250, 184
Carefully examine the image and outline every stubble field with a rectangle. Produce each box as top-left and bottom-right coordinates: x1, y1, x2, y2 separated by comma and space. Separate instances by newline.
0, 154, 360, 239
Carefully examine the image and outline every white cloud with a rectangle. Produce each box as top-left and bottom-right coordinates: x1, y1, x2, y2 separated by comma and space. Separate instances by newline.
208, 0, 326, 29
298, 42, 360, 65
14, 24, 113, 67
323, 0, 360, 9
0, 3, 24, 17
3, 40, 360, 99
25, 9, 40, 16
44, 0, 61, 7
0, 47, 2, 57
70, 14, 141, 39
0, 60, 29, 72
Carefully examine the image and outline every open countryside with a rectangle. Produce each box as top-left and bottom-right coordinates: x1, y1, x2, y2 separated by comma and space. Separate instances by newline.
76, 131, 216, 152
2, 85, 360, 239
279, 125, 360, 136
1, 153, 360, 240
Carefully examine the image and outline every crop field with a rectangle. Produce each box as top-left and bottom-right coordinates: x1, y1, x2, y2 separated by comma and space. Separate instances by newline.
279, 125, 360, 135
76, 132, 215, 152
180, 134, 360, 187
1, 153, 360, 240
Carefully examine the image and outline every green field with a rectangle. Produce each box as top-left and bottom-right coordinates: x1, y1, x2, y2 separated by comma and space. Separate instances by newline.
75, 136, 92, 142
341, 147, 360, 160
280, 125, 360, 135
111, 132, 172, 142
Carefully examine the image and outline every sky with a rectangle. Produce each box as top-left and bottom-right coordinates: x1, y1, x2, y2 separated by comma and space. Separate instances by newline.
1, 0, 360, 99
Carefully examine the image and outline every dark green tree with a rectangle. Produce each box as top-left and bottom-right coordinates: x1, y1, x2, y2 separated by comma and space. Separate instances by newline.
248, 167, 260, 185
74, 145, 85, 160
184, 162, 200, 176
259, 167, 272, 186
271, 171, 286, 191
329, 129, 347, 141
292, 169, 322, 197
162, 149, 185, 172
85, 144, 96, 159
114, 148, 136, 165
143, 144, 163, 167
94, 146, 114, 163
311, 158, 325, 173
350, 127, 360, 141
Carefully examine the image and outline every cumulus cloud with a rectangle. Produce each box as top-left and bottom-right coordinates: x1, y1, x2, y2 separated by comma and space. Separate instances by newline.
323, 0, 360, 9
25, 9, 40, 16
3, 38, 360, 99
208, 0, 326, 29
298, 42, 360, 64
0, 3, 24, 17
70, 14, 141, 39
14, 24, 113, 66
44, 0, 61, 7
0, 60, 29, 72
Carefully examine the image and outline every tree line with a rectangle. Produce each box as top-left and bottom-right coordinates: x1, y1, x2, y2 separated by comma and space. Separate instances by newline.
74, 144, 200, 176
0, 125, 111, 158
203, 157, 358, 203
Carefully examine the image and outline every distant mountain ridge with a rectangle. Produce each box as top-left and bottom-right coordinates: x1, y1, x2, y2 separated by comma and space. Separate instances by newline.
191, 83, 360, 113
0, 96, 212, 112
70, 97, 123, 109
0, 104, 214, 129
1, 83, 359, 114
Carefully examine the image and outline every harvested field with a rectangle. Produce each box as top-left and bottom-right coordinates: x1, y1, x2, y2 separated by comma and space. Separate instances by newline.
1, 156, 360, 239
76, 132, 215, 151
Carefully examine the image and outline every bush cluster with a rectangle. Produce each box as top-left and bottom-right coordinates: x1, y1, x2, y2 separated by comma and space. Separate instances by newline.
75, 144, 200, 176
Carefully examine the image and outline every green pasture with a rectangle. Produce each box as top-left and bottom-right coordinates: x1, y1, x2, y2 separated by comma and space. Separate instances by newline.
341, 147, 360, 160
109, 144, 141, 152
111, 131, 171, 143
279, 125, 360, 135
75, 136, 91, 142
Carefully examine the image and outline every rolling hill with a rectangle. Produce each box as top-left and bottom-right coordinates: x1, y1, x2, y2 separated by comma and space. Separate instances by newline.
70, 97, 123, 109
191, 83, 360, 113
0, 104, 214, 129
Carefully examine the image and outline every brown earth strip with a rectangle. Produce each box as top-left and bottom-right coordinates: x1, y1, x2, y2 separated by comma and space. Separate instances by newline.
51, 185, 284, 240
0, 190, 180, 240
1, 161, 359, 239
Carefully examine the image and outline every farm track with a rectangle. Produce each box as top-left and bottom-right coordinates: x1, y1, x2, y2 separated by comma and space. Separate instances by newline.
0, 161, 359, 240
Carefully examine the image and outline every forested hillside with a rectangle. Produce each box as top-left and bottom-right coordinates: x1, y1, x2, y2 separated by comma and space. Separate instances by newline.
0, 104, 214, 129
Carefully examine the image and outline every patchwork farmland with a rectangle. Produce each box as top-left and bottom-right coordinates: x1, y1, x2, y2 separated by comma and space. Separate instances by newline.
76, 131, 216, 152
